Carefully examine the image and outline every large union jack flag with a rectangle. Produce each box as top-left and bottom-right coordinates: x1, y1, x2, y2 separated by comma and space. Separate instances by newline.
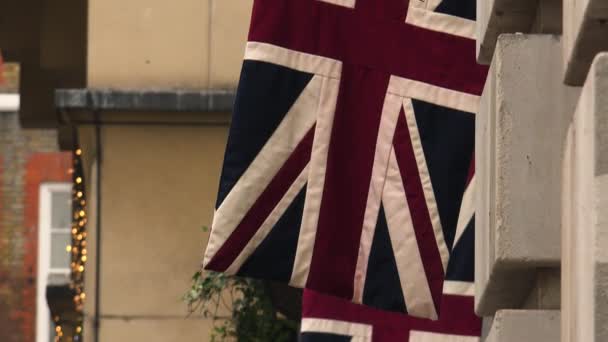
203, 0, 487, 321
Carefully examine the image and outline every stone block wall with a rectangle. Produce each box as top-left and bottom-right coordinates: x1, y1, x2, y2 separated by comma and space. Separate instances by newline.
476, 34, 578, 316
476, 0, 608, 340
562, 53, 608, 342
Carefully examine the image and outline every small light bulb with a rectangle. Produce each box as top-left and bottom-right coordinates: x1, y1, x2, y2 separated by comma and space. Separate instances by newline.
78, 265, 84, 272
81, 255, 87, 262
66, 245, 72, 252
75, 149, 82, 156
76, 177, 82, 184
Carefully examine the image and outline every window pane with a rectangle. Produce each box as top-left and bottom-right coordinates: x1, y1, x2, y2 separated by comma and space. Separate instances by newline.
50, 232, 71, 269
51, 191, 71, 229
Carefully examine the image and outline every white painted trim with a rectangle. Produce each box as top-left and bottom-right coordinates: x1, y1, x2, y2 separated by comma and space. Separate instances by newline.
204, 75, 323, 268
37, 183, 72, 342
409, 330, 479, 342
388, 76, 479, 114
405, 7, 476, 40
442, 280, 475, 296
301, 318, 372, 341
0, 94, 19, 112
245, 42, 342, 79
316, 0, 356, 8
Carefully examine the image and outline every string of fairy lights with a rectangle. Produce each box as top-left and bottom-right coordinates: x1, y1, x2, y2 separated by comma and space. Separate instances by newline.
54, 147, 87, 342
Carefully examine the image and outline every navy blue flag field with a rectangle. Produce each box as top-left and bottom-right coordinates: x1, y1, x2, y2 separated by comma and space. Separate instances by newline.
202, 0, 487, 322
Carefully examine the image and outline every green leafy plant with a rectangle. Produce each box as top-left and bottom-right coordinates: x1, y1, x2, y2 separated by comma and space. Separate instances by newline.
185, 270, 299, 342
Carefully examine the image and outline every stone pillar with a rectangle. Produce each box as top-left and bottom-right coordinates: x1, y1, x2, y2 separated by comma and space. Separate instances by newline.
563, 0, 608, 85
485, 310, 560, 342
562, 53, 608, 342
477, 0, 608, 338
476, 34, 579, 317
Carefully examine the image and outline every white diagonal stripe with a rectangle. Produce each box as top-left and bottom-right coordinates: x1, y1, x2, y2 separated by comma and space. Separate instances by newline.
290, 76, 341, 287
384, 149, 437, 320
453, 176, 475, 249
443, 280, 475, 296
410, 331, 479, 342
403, 99, 450, 272
224, 164, 309, 275
245, 42, 342, 79
203, 75, 322, 267
317, 0, 356, 8
388, 75, 479, 114
405, 7, 476, 40
301, 318, 372, 341
352, 90, 403, 303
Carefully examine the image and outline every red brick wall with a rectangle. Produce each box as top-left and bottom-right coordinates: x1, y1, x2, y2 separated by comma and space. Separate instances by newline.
0, 110, 70, 342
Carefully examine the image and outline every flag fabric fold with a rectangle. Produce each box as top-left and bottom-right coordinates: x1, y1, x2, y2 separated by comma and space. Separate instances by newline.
203, 0, 487, 319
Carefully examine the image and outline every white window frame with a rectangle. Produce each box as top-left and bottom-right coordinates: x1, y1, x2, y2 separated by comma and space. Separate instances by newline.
36, 182, 72, 342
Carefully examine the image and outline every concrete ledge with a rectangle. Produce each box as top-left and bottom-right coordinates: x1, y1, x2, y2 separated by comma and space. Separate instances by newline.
476, 0, 538, 64
562, 53, 608, 342
475, 34, 580, 315
563, 0, 608, 85
486, 310, 560, 342
54, 89, 235, 151
55, 89, 236, 112
477, 0, 562, 64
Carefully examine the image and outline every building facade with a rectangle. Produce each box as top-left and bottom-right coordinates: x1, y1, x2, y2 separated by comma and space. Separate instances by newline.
0, 60, 74, 341
475, 0, 608, 340
1, 0, 253, 340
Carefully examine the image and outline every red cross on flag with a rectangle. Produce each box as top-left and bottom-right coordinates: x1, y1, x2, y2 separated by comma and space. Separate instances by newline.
300, 173, 478, 341
203, 0, 487, 324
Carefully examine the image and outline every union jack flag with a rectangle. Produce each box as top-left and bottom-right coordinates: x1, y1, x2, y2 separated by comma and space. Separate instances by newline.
300, 176, 478, 341
203, 0, 487, 320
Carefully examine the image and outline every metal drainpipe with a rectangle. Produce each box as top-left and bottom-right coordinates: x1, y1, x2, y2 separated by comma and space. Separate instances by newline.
93, 109, 102, 342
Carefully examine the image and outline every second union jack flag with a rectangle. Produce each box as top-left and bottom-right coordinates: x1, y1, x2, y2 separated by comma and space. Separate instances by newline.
203, 0, 487, 319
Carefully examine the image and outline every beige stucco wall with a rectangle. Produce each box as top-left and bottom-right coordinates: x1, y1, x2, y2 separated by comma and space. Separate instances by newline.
78, 123, 230, 341
87, 0, 253, 89
82, 1, 253, 340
